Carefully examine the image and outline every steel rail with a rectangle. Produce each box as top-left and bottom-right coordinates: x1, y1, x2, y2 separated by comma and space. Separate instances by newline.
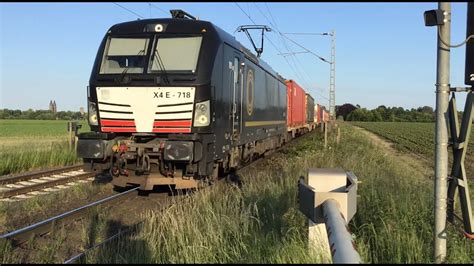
0, 187, 139, 245
0, 172, 96, 199
61, 133, 312, 264
0, 164, 84, 185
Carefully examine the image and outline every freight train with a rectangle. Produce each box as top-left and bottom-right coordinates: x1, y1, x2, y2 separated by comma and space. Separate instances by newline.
77, 10, 330, 191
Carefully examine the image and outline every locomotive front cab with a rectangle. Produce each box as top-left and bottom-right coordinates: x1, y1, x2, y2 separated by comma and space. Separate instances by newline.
77, 17, 221, 190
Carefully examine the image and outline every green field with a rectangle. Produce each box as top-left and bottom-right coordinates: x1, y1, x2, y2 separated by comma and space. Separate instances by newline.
351, 122, 474, 173
0, 120, 89, 138
0, 120, 90, 175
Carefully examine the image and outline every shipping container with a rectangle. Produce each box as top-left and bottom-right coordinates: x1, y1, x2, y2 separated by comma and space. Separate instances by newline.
319, 105, 325, 124
323, 109, 330, 123
286, 80, 306, 130
314, 104, 320, 124
305, 93, 314, 125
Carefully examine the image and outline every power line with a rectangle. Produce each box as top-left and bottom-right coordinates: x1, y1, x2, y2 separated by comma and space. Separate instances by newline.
282, 32, 332, 36
148, 2, 168, 16
310, 88, 330, 101
261, 9, 330, 64
277, 51, 310, 56
235, 2, 326, 101
265, 4, 331, 106
234, 2, 303, 83
254, 3, 310, 87
235, 2, 257, 24
254, 3, 277, 30
281, 34, 331, 64
260, 4, 321, 94
113, 3, 144, 19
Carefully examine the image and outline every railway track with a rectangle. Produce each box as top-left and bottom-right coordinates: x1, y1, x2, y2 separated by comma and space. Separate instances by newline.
0, 151, 275, 262
1, 131, 319, 263
0, 164, 96, 200
63, 131, 317, 263
0, 187, 139, 246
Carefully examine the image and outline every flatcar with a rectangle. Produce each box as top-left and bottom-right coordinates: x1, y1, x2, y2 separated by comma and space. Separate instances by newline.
77, 10, 289, 190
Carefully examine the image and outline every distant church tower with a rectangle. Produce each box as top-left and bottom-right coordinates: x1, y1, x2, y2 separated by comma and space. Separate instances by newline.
49, 100, 57, 113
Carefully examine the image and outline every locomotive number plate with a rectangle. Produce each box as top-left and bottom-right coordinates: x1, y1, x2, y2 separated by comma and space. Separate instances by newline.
153, 87, 194, 99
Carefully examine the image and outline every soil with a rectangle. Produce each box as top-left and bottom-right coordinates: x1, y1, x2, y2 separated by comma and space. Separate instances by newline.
352, 126, 434, 179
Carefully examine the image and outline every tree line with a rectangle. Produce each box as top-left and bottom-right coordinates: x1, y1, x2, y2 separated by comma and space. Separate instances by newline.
0, 109, 85, 120
0, 105, 458, 123
336, 104, 436, 122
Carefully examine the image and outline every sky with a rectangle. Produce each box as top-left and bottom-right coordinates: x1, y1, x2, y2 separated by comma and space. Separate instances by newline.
0, 2, 471, 112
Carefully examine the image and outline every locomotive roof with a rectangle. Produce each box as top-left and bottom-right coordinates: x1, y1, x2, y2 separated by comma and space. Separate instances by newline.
108, 18, 286, 82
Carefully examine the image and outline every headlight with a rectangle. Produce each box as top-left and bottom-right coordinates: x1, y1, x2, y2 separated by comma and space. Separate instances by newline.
88, 101, 98, 126
193, 100, 210, 127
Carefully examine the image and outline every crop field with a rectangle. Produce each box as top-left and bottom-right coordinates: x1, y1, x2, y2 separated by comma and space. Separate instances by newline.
351, 122, 474, 174
0, 120, 90, 175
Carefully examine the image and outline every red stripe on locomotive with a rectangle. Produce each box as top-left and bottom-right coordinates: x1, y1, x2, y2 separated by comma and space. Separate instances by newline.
153, 120, 192, 127
101, 119, 135, 126
152, 128, 191, 133
101, 127, 137, 132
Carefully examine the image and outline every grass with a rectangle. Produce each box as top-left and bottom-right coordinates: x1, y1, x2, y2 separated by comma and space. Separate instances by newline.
0, 142, 79, 175
0, 181, 109, 233
0, 181, 114, 263
0, 119, 89, 175
80, 123, 472, 263
1, 122, 472, 263
0, 120, 89, 138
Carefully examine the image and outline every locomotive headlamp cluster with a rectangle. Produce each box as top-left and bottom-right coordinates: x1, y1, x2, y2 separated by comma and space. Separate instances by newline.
154, 24, 163, 32
88, 101, 98, 126
145, 23, 167, 33
198, 103, 207, 112
193, 100, 210, 127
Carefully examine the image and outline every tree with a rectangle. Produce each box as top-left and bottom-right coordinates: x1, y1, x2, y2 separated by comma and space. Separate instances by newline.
336, 103, 358, 120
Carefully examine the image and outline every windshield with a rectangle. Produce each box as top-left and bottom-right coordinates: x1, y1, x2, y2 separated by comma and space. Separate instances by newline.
149, 36, 203, 73
99, 37, 150, 74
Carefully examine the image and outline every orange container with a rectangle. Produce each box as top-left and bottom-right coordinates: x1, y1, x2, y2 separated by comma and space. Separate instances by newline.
286, 80, 306, 129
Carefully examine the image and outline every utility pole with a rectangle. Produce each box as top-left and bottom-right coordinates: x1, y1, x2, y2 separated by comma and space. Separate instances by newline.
433, 2, 450, 263
280, 31, 335, 118
329, 30, 336, 120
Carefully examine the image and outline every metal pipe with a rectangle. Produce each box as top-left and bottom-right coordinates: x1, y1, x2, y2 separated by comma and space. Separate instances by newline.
322, 199, 361, 264
434, 2, 451, 263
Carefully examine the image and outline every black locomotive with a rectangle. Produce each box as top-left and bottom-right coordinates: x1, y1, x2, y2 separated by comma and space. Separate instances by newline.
77, 10, 288, 190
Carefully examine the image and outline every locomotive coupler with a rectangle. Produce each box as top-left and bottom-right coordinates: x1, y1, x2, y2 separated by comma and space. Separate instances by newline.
135, 151, 151, 175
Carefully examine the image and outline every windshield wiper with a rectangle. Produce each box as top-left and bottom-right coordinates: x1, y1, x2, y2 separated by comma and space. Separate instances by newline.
119, 49, 145, 82
152, 49, 170, 85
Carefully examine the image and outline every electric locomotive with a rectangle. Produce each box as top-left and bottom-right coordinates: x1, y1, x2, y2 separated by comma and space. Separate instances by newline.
77, 10, 287, 190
